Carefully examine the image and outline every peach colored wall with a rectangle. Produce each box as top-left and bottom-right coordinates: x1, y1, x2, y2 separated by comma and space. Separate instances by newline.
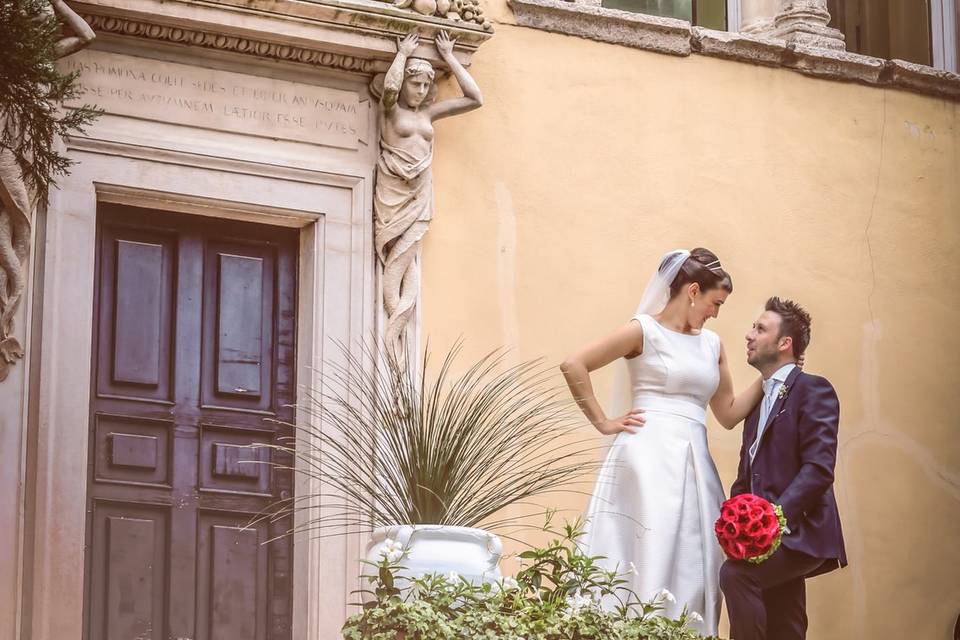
422, 18, 960, 640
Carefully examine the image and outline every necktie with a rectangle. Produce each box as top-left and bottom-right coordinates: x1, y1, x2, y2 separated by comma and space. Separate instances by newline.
750, 378, 778, 460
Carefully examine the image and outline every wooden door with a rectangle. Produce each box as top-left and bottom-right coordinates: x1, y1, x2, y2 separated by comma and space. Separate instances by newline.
85, 205, 297, 639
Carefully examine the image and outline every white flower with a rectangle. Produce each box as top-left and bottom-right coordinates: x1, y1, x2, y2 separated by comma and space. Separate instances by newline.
689, 611, 704, 624
565, 591, 594, 613
502, 576, 520, 590
446, 571, 460, 584
653, 588, 676, 604
379, 538, 405, 562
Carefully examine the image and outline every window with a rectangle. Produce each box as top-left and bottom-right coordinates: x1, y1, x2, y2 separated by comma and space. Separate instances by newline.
827, 0, 958, 72
600, 0, 733, 30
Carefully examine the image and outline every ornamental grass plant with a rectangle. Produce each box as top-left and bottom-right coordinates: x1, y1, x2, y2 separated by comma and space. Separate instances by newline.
255, 342, 603, 539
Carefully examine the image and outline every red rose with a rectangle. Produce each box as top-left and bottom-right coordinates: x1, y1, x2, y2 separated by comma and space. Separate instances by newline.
723, 522, 740, 540
715, 494, 787, 564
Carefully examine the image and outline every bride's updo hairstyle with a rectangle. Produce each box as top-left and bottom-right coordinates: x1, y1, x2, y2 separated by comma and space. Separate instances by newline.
665, 247, 733, 298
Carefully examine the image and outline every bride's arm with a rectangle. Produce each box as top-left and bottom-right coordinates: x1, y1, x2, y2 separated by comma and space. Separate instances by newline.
710, 341, 763, 429
560, 321, 646, 436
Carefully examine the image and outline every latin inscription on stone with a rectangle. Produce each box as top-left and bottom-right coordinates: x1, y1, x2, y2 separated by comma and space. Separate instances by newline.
62, 50, 364, 150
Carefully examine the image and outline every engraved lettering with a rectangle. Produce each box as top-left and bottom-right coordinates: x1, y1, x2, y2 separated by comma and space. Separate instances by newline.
61, 50, 363, 150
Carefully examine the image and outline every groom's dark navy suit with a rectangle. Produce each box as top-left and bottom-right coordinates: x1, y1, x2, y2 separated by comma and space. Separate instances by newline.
721, 366, 847, 640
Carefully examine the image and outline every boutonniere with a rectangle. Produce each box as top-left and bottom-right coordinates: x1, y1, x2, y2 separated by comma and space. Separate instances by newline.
778, 384, 790, 401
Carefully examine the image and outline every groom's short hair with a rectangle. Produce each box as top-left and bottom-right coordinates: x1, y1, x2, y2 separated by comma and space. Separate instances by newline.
766, 297, 811, 357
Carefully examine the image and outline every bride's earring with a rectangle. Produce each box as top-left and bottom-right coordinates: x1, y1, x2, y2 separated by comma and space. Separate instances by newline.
690, 300, 695, 307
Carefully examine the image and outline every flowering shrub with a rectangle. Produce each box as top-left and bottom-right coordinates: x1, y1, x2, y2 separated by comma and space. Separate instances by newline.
343, 515, 724, 640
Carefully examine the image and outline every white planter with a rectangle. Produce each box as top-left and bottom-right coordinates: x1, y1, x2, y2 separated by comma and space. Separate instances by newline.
363, 525, 502, 592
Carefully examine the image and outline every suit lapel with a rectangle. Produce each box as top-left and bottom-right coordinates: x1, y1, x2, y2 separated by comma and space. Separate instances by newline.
755, 366, 803, 455
745, 403, 761, 446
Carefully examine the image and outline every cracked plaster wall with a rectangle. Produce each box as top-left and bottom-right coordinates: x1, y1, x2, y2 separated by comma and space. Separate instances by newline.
422, 22, 959, 640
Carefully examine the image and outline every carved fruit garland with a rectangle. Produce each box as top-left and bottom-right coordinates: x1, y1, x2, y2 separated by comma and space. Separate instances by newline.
394, 0, 493, 31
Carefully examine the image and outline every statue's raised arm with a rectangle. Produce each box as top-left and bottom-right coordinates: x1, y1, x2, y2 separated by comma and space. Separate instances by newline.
49, 0, 96, 58
428, 31, 482, 121
382, 32, 420, 112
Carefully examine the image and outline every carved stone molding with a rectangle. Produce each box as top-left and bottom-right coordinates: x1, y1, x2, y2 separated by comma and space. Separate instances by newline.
71, 0, 494, 75
881, 59, 960, 101
691, 27, 787, 66
510, 0, 960, 101
508, 0, 691, 57
82, 13, 383, 74
782, 42, 885, 85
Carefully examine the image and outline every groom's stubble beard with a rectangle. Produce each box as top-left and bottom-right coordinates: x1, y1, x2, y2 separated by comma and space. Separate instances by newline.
746, 345, 778, 372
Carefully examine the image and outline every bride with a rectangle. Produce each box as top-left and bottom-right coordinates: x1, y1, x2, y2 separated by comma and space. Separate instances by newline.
560, 248, 764, 635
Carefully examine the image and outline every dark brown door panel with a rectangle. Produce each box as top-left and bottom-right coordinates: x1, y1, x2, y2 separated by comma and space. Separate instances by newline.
86, 205, 297, 639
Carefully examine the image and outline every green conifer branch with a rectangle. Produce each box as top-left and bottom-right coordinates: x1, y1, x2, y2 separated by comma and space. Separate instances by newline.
0, 0, 101, 204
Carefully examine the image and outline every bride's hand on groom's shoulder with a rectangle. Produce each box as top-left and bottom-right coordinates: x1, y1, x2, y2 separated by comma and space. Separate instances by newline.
596, 409, 646, 435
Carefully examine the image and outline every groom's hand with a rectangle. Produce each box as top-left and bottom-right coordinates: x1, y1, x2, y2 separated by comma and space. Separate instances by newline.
596, 409, 646, 435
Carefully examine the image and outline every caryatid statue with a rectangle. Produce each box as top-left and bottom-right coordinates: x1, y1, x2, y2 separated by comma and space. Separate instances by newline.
0, 0, 95, 381
374, 30, 482, 362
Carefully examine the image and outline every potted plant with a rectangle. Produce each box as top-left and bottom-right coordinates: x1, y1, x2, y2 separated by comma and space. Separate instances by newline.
343, 514, 723, 640
259, 342, 601, 588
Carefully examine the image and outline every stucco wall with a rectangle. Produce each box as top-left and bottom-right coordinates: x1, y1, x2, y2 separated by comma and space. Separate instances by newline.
422, 18, 959, 640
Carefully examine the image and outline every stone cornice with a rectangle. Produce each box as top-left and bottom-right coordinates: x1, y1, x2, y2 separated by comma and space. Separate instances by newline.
81, 12, 382, 73
71, 0, 494, 74
508, 0, 960, 101
505, 0, 691, 56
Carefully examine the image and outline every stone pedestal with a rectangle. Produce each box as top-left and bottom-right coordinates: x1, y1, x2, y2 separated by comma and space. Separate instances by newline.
739, 0, 779, 36
772, 0, 845, 50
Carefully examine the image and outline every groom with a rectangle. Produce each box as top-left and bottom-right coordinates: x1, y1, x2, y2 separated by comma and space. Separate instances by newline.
720, 297, 847, 640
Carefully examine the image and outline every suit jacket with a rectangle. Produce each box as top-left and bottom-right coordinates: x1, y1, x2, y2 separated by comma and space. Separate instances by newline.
731, 366, 848, 578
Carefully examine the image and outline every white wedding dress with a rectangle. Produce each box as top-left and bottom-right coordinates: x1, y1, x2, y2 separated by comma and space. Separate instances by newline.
582, 313, 725, 635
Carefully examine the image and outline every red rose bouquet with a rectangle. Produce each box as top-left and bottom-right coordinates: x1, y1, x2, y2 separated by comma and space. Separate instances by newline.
714, 493, 787, 564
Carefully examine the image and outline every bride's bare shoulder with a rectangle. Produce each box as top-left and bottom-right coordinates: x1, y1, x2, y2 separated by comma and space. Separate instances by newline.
622, 317, 645, 358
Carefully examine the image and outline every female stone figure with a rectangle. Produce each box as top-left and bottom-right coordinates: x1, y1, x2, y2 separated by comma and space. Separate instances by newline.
0, 0, 95, 380
375, 30, 482, 361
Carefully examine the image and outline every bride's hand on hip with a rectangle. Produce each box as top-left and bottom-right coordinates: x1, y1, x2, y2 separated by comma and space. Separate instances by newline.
596, 409, 646, 435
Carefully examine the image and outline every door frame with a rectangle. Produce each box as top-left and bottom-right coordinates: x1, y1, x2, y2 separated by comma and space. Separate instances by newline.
27, 135, 375, 639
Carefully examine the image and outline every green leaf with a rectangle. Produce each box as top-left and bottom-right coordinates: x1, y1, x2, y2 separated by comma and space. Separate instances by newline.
379, 566, 394, 589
